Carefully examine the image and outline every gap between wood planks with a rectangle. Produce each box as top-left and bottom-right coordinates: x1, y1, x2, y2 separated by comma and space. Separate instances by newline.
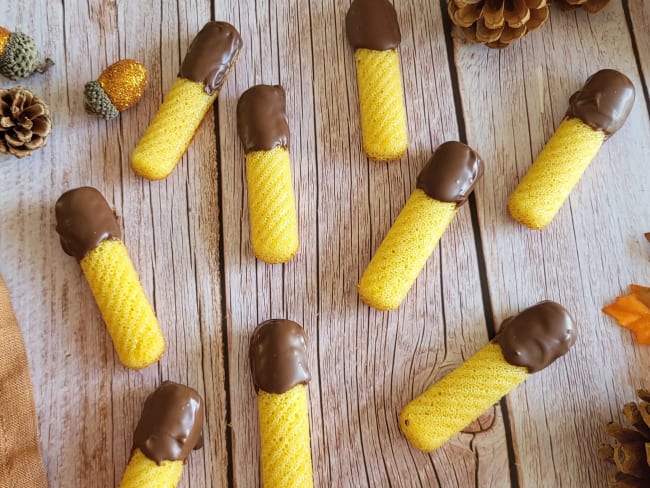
437, 1, 521, 486
210, 3, 235, 488
623, 0, 650, 117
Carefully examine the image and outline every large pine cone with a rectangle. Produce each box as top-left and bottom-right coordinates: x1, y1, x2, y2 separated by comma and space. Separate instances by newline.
599, 389, 650, 487
448, 0, 550, 49
555, 0, 610, 13
0, 87, 51, 158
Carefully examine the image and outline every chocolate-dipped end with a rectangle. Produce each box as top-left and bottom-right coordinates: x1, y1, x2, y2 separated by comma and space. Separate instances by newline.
346, 0, 401, 51
179, 21, 243, 96
493, 301, 577, 373
249, 319, 311, 394
416, 141, 484, 206
236, 85, 290, 153
131, 381, 204, 465
55, 187, 121, 260
566, 69, 635, 139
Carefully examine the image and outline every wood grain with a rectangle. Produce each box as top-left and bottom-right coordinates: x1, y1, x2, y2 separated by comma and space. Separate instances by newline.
219, 0, 513, 486
0, 1, 227, 487
628, 0, 650, 88
453, 2, 650, 487
1, 0, 649, 487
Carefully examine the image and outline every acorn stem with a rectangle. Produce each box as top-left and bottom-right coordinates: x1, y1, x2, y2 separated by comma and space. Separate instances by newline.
36, 57, 54, 74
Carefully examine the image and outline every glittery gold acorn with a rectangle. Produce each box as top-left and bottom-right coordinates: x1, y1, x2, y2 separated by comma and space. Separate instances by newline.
84, 59, 147, 119
0, 26, 54, 80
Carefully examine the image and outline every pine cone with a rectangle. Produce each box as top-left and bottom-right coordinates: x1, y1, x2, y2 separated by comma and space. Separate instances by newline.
0, 87, 51, 158
555, 0, 610, 13
599, 389, 650, 487
447, 0, 550, 49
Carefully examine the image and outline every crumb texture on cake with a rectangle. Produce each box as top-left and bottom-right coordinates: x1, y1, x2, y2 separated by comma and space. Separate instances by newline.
508, 117, 604, 230
81, 239, 165, 369
246, 146, 299, 263
258, 384, 313, 487
399, 343, 529, 452
118, 449, 184, 488
358, 189, 456, 310
131, 78, 217, 180
355, 48, 408, 161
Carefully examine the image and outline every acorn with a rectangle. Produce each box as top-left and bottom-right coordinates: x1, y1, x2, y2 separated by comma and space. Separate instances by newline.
84, 59, 148, 119
0, 26, 54, 80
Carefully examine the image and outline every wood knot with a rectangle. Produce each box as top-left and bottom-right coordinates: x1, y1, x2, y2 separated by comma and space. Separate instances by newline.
461, 405, 497, 434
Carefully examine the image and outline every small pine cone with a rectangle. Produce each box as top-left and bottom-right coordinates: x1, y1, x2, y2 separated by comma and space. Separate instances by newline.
599, 390, 650, 487
0, 87, 52, 158
0, 28, 53, 80
555, 0, 610, 13
447, 0, 550, 49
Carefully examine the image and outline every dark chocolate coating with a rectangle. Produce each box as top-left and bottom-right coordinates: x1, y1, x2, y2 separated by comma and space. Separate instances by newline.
493, 301, 577, 373
179, 21, 243, 95
249, 319, 311, 394
346, 0, 401, 51
237, 85, 290, 153
55, 187, 121, 260
416, 141, 484, 206
566, 69, 635, 138
132, 381, 204, 465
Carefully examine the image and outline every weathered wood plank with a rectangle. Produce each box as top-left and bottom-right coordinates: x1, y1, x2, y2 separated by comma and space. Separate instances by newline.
0, 1, 228, 486
454, 3, 650, 486
219, 0, 512, 485
4, 0, 650, 486
627, 0, 650, 94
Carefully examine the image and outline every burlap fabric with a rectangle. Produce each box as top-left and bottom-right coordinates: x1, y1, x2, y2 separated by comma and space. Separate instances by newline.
0, 274, 47, 488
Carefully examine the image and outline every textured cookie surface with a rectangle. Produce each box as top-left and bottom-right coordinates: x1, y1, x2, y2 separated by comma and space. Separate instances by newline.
355, 48, 408, 161
358, 189, 456, 310
131, 78, 216, 180
81, 239, 165, 369
258, 384, 313, 487
399, 343, 529, 452
246, 146, 299, 263
508, 117, 604, 229
118, 449, 184, 488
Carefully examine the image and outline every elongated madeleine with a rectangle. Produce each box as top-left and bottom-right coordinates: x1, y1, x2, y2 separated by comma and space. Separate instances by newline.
131, 21, 242, 180
237, 85, 299, 263
358, 142, 483, 310
508, 69, 635, 229
346, 0, 408, 161
399, 301, 576, 452
250, 320, 314, 487
55, 187, 165, 369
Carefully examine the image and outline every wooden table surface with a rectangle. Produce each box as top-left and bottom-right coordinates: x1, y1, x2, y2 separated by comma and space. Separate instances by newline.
2, 1, 649, 486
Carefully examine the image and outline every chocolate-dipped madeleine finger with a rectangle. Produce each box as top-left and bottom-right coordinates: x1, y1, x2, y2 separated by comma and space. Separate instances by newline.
399, 301, 577, 452
508, 69, 635, 229
250, 320, 313, 487
237, 85, 299, 263
346, 0, 408, 161
55, 187, 165, 369
358, 142, 484, 310
119, 382, 204, 488
131, 21, 242, 180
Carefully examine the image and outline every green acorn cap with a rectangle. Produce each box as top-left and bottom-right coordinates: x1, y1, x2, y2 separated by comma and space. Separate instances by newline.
0, 31, 53, 80
83, 81, 119, 120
